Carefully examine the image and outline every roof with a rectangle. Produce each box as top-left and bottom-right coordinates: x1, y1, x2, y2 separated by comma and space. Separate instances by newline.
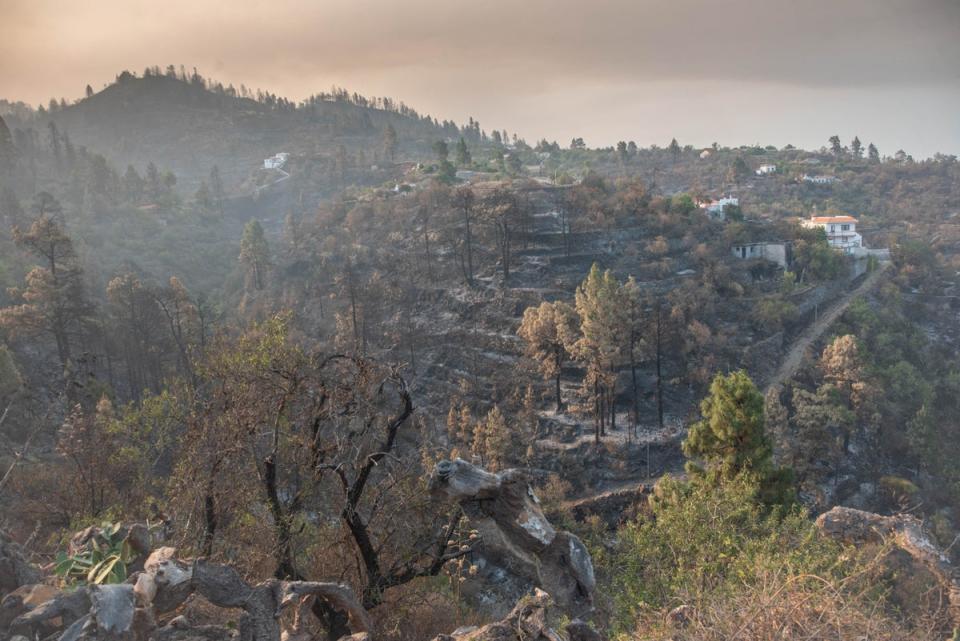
809, 215, 857, 224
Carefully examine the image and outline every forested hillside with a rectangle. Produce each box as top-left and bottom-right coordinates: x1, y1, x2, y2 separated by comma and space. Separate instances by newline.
1, 71, 959, 641
3, 68, 484, 187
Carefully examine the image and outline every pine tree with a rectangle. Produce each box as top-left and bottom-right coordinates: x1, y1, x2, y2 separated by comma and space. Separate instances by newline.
455, 137, 471, 166
0, 345, 22, 407
447, 403, 460, 443
145, 162, 162, 202
850, 136, 863, 158
829, 135, 843, 155
194, 180, 212, 210
0, 115, 15, 179
520, 385, 539, 446
668, 138, 681, 163
683, 370, 793, 504
473, 405, 510, 470
458, 404, 474, 449
518, 300, 578, 412
239, 219, 270, 290
209, 165, 225, 215
382, 123, 398, 162
616, 141, 628, 164
728, 156, 751, 184
47, 121, 61, 163
868, 143, 880, 163
123, 165, 144, 203
0, 186, 23, 227
572, 264, 627, 442
1, 217, 93, 369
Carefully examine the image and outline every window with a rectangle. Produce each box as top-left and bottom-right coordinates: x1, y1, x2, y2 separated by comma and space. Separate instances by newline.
841, 224, 850, 231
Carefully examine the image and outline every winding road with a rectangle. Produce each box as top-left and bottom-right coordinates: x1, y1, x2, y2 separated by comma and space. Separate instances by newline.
764, 262, 890, 394
562, 261, 891, 512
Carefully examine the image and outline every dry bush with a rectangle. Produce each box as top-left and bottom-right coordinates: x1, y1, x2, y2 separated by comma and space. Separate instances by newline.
627, 558, 946, 641
374, 578, 483, 641
534, 473, 574, 522
3, 461, 80, 542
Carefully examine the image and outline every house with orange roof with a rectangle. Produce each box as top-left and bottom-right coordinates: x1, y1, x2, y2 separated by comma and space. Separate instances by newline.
801, 215, 862, 253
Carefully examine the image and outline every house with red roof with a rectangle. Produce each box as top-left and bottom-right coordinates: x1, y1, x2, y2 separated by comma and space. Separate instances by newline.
801, 215, 862, 253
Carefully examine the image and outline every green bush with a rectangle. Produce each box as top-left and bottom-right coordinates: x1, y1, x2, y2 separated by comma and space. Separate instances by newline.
604, 476, 937, 641
608, 475, 841, 632
54, 522, 133, 585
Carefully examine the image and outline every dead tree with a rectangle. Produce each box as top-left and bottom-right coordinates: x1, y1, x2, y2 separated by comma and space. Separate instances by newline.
429, 459, 595, 616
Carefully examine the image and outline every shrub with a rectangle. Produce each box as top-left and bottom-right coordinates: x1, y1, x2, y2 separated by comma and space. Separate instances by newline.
605, 476, 941, 641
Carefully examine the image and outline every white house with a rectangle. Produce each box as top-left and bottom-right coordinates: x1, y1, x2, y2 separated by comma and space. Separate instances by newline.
264, 152, 290, 170
699, 149, 712, 159
802, 215, 862, 253
802, 174, 838, 185
731, 242, 789, 268
755, 164, 777, 176
699, 196, 739, 221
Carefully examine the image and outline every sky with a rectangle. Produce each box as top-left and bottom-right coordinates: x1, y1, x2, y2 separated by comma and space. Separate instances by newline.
1, 0, 958, 157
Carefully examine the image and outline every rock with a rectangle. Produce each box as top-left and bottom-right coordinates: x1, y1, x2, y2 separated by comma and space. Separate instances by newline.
0, 531, 42, 598
565, 619, 603, 641
665, 604, 694, 628
816, 506, 960, 629
89, 584, 136, 635
153, 623, 237, 641
429, 459, 595, 617
430, 589, 572, 641
450, 626, 479, 636
1, 584, 62, 630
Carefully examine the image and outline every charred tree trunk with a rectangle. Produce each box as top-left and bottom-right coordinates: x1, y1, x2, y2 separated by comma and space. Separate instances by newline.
461, 203, 474, 286
655, 303, 665, 430
630, 336, 639, 436
554, 348, 563, 413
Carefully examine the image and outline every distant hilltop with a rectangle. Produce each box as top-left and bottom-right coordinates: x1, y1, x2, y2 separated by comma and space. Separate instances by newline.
0, 69, 481, 184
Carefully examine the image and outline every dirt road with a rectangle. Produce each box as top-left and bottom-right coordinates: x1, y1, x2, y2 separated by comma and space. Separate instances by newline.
765, 262, 889, 394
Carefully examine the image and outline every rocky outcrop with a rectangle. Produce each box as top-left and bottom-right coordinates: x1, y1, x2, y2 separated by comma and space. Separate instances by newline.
429, 459, 595, 617
0, 531, 42, 597
816, 506, 960, 629
8, 546, 372, 641
3, 473, 601, 641
430, 589, 600, 641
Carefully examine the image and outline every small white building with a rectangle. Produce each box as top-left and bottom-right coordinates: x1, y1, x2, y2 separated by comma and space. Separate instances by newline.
802, 215, 862, 253
264, 152, 290, 170
755, 164, 777, 176
731, 242, 789, 268
699, 149, 712, 159
699, 196, 739, 221
802, 174, 838, 185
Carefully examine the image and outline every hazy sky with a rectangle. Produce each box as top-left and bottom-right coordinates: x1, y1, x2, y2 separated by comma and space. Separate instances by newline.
2, 0, 958, 156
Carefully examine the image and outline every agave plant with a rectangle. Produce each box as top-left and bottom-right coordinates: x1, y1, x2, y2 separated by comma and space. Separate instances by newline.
53, 522, 133, 585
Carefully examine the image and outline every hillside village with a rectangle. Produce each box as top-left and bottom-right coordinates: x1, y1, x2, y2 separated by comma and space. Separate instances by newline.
1, 70, 959, 641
